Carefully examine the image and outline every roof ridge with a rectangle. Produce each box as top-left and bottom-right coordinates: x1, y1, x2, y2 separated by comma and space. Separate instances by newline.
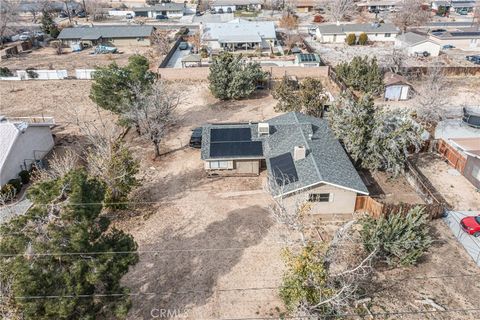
292, 112, 323, 182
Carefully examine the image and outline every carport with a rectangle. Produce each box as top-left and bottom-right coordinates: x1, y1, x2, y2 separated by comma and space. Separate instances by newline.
444, 211, 480, 266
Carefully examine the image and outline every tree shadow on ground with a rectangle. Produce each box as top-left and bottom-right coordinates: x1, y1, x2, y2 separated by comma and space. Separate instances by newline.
124, 205, 273, 319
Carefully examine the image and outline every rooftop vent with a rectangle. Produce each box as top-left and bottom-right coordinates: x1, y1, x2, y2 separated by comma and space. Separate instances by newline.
258, 122, 269, 137
293, 146, 306, 161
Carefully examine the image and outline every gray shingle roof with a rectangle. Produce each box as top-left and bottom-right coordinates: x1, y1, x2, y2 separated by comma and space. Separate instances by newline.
201, 112, 368, 196
58, 25, 155, 40
317, 23, 399, 35
396, 32, 430, 45
202, 19, 276, 42
133, 3, 185, 12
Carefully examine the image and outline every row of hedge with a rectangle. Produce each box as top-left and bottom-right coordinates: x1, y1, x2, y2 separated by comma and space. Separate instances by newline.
1, 170, 31, 198
346, 33, 369, 46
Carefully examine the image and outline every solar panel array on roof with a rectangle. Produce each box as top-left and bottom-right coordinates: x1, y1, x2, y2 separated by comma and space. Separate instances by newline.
299, 53, 317, 62
211, 128, 252, 142
450, 32, 480, 37
209, 127, 263, 158
210, 141, 263, 157
269, 153, 299, 186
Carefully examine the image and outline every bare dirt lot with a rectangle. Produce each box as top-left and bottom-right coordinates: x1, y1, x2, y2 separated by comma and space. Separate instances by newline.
0, 45, 155, 73
415, 153, 480, 211
2, 80, 480, 319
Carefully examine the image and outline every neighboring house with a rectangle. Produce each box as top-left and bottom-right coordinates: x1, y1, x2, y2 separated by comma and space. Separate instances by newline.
357, 0, 401, 12
435, 111, 480, 188
201, 19, 276, 51
295, 0, 317, 12
0, 116, 55, 187
431, 0, 451, 12
395, 32, 441, 57
429, 28, 480, 51
450, 0, 477, 13
315, 23, 399, 43
448, 137, 480, 188
57, 25, 155, 47
133, 3, 186, 18
384, 72, 413, 101
210, 0, 262, 13
294, 53, 322, 67
200, 112, 369, 214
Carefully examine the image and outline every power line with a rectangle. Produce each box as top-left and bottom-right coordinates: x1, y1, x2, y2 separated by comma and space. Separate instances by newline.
0, 239, 450, 258
7, 273, 478, 301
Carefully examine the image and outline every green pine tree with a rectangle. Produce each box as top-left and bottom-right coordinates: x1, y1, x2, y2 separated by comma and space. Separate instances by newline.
208, 52, 266, 100
0, 170, 138, 319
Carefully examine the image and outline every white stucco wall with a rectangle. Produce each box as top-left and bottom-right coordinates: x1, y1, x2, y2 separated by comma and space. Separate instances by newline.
0, 126, 54, 186
430, 37, 480, 51
283, 183, 359, 214
316, 31, 397, 43
407, 41, 441, 56
212, 5, 236, 12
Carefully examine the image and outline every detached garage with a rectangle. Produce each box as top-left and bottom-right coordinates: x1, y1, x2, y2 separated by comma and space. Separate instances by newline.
384, 72, 413, 101
395, 32, 441, 57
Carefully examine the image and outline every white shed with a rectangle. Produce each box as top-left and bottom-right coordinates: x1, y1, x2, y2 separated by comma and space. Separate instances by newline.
395, 32, 441, 57
0, 117, 55, 187
384, 72, 413, 101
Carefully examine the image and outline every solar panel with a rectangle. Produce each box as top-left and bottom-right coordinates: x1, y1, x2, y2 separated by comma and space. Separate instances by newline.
450, 32, 480, 37
211, 128, 252, 142
210, 141, 263, 158
300, 53, 317, 62
269, 153, 299, 186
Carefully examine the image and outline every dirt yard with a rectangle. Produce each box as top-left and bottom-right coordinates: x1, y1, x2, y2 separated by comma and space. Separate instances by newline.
2, 80, 479, 319
415, 153, 480, 211
0, 45, 156, 73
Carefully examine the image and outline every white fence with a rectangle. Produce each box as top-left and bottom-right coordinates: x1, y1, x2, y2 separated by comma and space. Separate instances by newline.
16, 69, 68, 80
0, 69, 95, 81
108, 10, 134, 17
75, 69, 96, 80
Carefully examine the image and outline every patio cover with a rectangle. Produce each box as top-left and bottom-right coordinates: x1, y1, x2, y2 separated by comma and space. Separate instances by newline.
218, 34, 262, 43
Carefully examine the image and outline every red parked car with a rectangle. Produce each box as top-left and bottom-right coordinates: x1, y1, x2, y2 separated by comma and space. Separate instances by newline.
460, 215, 480, 237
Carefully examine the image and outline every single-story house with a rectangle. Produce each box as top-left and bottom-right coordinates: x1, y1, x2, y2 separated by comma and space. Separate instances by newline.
210, 0, 262, 13
395, 32, 441, 57
429, 29, 480, 51
133, 3, 185, 18
383, 72, 413, 101
200, 112, 369, 214
201, 19, 277, 51
450, 0, 476, 13
57, 25, 156, 47
0, 116, 55, 187
357, 0, 401, 12
315, 23, 399, 43
294, 53, 322, 67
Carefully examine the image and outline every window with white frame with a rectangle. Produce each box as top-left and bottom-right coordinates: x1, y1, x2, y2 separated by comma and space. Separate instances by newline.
209, 161, 232, 170
308, 193, 333, 202
472, 165, 480, 181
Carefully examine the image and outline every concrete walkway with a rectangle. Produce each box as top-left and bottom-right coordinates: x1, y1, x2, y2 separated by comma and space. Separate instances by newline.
444, 211, 480, 267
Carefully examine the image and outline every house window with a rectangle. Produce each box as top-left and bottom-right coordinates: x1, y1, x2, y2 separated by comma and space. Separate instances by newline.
209, 161, 232, 169
137, 37, 145, 41
472, 165, 480, 181
385, 33, 391, 37
308, 193, 332, 202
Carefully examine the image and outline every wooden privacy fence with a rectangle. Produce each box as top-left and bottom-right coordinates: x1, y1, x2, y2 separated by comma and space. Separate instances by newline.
355, 196, 445, 220
435, 139, 467, 174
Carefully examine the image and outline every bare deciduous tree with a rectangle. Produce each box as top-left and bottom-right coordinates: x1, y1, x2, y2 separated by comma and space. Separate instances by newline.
35, 149, 79, 181
187, 30, 201, 54
127, 82, 179, 158
84, 0, 107, 21
0, 0, 18, 48
388, 48, 407, 75
416, 66, 450, 123
319, 0, 355, 23
393, 0, 431, 32
151, 30, 171, 56
265, 175, 312, 245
